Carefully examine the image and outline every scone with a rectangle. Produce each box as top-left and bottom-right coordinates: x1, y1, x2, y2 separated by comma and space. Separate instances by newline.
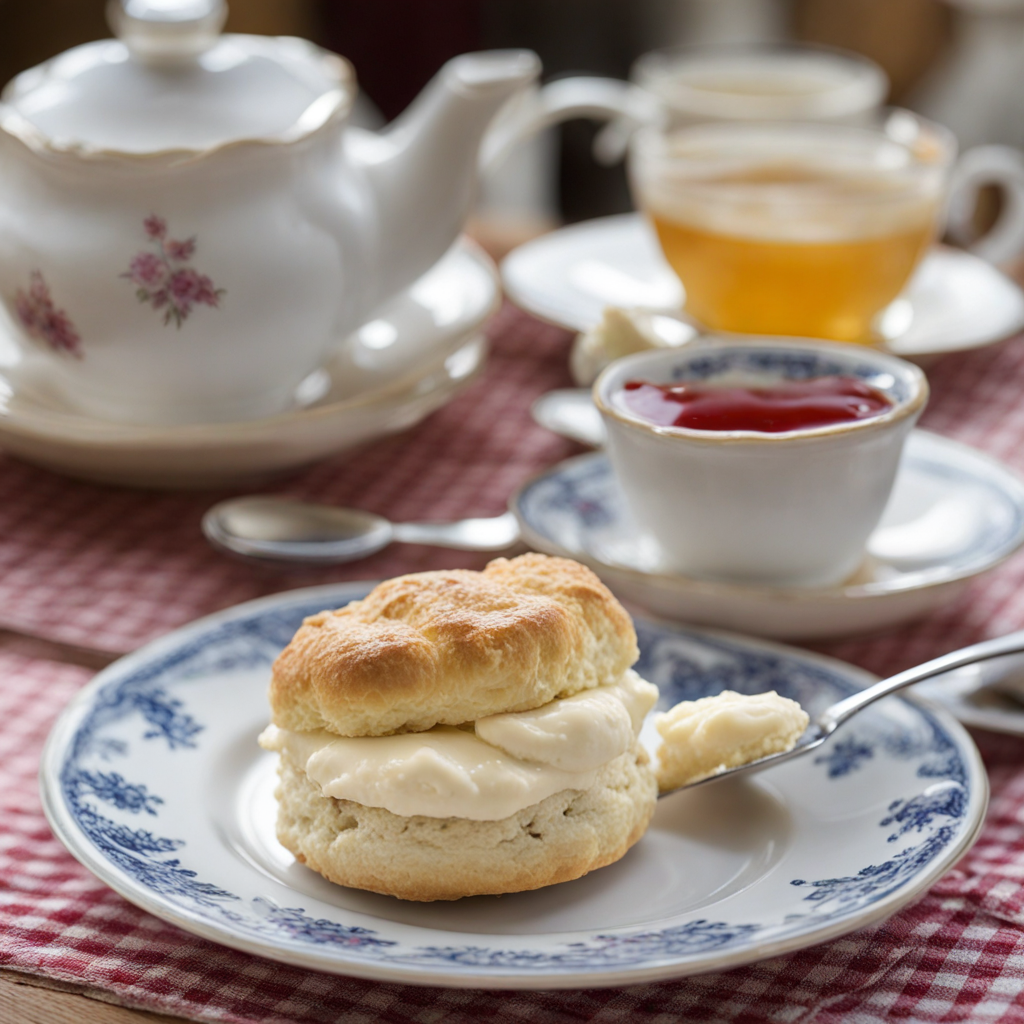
259, 552, 660, 901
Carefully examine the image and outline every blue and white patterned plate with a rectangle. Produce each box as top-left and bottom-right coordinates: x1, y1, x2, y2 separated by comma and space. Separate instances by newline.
41, 583, 987, 990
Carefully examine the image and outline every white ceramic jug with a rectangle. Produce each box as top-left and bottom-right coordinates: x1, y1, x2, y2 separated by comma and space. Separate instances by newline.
0, 0, 539, 424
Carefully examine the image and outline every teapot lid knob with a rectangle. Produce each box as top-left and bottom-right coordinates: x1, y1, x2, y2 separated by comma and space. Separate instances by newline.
108, 0, 228, 63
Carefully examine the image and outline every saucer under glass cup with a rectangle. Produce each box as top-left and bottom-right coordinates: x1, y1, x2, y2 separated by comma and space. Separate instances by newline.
629, 112, 956, 344
513, 41, 1024, 336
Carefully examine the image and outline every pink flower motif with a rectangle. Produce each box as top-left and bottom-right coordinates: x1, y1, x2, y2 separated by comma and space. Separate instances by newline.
14, 270, 83, 358
169, 267, 220, 307
164, 237, 196, 261
144, 215, 167, 241
121, 216, 224, 328
127, 252, 167, 288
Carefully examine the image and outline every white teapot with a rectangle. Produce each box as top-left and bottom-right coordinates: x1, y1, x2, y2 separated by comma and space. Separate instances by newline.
0, 0, 539, 424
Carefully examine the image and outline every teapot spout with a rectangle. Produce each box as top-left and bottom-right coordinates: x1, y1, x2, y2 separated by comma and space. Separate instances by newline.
348, 50, 540, 310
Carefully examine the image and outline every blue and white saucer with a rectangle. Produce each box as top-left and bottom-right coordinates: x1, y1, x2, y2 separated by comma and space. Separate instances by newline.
41, 583, 986, 989
513, 430, 1024, 642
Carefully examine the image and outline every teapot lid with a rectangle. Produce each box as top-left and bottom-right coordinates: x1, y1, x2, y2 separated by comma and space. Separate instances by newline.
0, 0, 353, 157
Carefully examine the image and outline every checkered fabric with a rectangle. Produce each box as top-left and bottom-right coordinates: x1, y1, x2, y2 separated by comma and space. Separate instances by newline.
4, 655, 1024, 1023
5, 306, 1024, 1021
1, 304, 1024, 676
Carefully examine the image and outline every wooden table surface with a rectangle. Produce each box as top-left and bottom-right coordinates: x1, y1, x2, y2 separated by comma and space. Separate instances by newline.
1, 969, 183, 1024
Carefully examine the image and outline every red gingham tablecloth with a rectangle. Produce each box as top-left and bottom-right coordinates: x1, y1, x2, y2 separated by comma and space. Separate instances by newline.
7, 305, 1024, 1021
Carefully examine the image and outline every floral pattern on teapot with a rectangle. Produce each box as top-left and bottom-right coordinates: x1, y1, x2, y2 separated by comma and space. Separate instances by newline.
122, 216, 224, 329
15, 271, 83, 358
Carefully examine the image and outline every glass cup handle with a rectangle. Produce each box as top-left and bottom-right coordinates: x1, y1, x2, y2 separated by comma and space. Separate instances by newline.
947, 144, 1024, 266
480, 76, 661, 174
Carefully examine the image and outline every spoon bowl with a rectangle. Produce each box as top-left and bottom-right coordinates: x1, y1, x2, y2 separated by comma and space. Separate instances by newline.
203, 497, 521, 566
203, 498, 395, 565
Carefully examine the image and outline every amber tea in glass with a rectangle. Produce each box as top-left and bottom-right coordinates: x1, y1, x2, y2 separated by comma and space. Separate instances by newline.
630, 115, 954, 342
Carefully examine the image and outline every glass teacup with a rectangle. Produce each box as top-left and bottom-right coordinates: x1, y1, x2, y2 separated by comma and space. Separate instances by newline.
629, 112, 955, 343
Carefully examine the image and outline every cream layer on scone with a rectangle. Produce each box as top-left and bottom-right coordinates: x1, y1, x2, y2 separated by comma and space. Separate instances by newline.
260, 669, 658, 821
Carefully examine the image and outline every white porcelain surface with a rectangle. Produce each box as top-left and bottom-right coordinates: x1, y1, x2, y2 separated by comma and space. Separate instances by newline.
490, 47, 887, 174
513, 431, 1024, 640
113, 0, 229, 66
0, 5, 538, 423
532, 387, 609, 446
595, 341, 927, 588
40, 582, 986, 988
0, 240, 497, 488
3, 34, 342, 154
501, 214, 1024, 361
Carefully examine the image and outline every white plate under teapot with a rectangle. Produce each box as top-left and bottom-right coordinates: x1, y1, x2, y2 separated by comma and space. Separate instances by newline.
0, 240, 497, 489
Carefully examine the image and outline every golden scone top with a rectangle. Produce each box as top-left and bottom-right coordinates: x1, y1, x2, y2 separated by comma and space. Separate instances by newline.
269, 553, 639, 737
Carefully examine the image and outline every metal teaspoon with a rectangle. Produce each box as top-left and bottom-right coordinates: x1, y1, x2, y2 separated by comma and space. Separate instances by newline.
658, 629, 1024, 797
202, 497, 520, 566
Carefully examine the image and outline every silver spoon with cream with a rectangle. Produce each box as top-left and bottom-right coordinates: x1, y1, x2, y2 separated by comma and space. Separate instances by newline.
658, 629, 1024, 795
203, 497, 520, 566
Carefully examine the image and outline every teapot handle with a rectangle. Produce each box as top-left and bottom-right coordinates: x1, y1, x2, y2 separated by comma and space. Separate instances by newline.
946, 144, 1024, 267
481, 76, 662, 173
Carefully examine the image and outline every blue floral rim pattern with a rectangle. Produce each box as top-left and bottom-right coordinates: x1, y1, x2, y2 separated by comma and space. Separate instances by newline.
660, 347, 914, 405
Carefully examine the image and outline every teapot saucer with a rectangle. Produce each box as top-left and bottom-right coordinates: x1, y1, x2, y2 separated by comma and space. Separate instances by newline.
511, 430, 1024, 641
0, 241, 497, 489
501, 213, 1024, 362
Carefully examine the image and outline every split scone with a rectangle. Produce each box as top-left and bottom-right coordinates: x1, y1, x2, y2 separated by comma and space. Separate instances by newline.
259, 553, 660, 901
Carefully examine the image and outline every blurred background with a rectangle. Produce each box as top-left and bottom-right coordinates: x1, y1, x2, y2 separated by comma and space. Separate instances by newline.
5, 0, 1023, 250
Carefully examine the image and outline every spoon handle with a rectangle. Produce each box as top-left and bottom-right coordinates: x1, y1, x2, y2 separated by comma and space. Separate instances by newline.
818, 629, 1024, 735
391, 511, 521, 551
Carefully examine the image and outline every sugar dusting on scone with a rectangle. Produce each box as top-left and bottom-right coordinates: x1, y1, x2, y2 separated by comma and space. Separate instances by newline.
259, 553, 660, 902
654, 690, 809, 791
